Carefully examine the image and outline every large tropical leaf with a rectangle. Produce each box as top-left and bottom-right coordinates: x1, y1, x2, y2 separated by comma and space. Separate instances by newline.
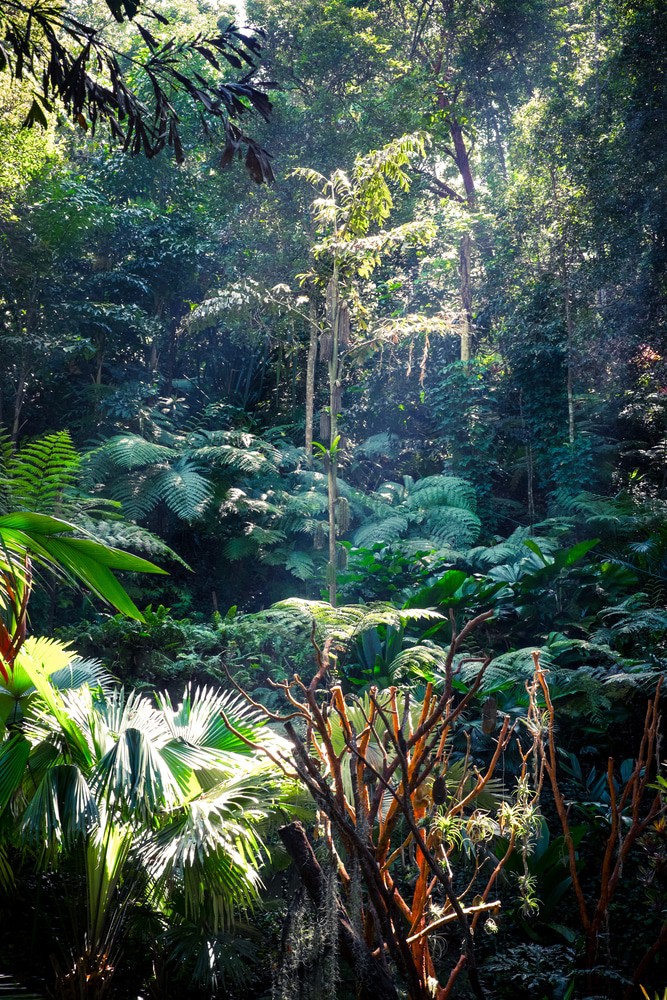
21, 764, 99, 856
0, 513, 167, 621
0, 636, 113, 725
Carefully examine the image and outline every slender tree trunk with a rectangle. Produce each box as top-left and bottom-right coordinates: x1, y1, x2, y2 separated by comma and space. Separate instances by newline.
11, 355, 27, 443
433, 83, 477, 364
450, 119, 477, 365
305, 299, 318, 465
550, 169, 576, 445
563, 267, 576, 445
327, 269, 340, 607
519, 390, 535, 526
459, 232, 473, 363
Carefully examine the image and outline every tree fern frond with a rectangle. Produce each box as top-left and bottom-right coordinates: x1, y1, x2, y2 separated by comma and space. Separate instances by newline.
356, 433, 402, 458
407, 475, 477, 512
276, 599, 442, 649
466, 528, 536, 569
103, 469, 164, 521
460, 647, 543, 693
151, 462, 213, 522
374, 481, 407, 505
242, 525, 286, 547
87, 435, 176, 471
353, 514, 410, 547
77, 515, 190, 569
223, 536, 260, 561
388, 644, 449, 681
284, 551, 317, 581
282, 491, 329, 517
422, 507, 481, 547
192, 445, 271, 475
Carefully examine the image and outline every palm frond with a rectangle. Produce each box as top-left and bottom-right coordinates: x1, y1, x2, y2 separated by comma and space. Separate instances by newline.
21, 763, 99, 856
141, 777, 270, 929
155, 685, 270, 758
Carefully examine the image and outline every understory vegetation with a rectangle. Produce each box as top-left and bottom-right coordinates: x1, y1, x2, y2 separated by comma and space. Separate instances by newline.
0, 0, 665, 997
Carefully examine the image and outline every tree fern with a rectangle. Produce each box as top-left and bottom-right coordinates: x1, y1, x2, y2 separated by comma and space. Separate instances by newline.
284, 551, 318, 581
0, 430, 79, 515
352, 473, 480, 553
87, 434, 176, 473
77, 515, 189, 569
276, 598, 442, 650
407, 475, 477, 512
422, 507, 481, 547
151, 460, 213, 522
355, 432, 401, 458
590, 594, 667, 650
353, 513, 410, 547
466, 528, 538, 569
84, 427, 282, 526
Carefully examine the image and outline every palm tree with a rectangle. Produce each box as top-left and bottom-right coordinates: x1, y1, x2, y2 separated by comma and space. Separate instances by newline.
0, 650, 292, 997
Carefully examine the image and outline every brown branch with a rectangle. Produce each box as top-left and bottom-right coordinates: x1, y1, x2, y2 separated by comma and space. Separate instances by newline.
412, 164, 466, 202
221, 663, 304, 723
407, 899, 501, 943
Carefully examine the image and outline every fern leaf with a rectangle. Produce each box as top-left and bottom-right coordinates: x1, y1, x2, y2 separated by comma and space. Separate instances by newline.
356, 433, 402, 458
407, 476, 477, 512
353, 514, 410, 547
284, 551, 317, 581
88, 434, 176, 471
152, 461, 213, 522
77, 515, 190, 569
5, 431, 79, 513
422, 507, 481, 547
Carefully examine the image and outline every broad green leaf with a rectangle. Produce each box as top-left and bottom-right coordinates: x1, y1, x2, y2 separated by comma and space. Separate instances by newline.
0, 734, 30, 816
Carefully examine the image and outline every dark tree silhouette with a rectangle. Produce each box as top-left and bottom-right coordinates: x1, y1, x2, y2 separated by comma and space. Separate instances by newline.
0, 0, 274, 178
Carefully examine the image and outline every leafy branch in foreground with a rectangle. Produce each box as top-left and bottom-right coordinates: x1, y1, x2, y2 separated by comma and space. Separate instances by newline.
1, 0, 274, 176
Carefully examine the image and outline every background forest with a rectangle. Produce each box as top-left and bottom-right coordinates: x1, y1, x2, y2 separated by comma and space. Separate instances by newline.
0, 0, 666, 998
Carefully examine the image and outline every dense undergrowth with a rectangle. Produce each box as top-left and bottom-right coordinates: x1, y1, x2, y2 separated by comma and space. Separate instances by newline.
1, 0, 666, 996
